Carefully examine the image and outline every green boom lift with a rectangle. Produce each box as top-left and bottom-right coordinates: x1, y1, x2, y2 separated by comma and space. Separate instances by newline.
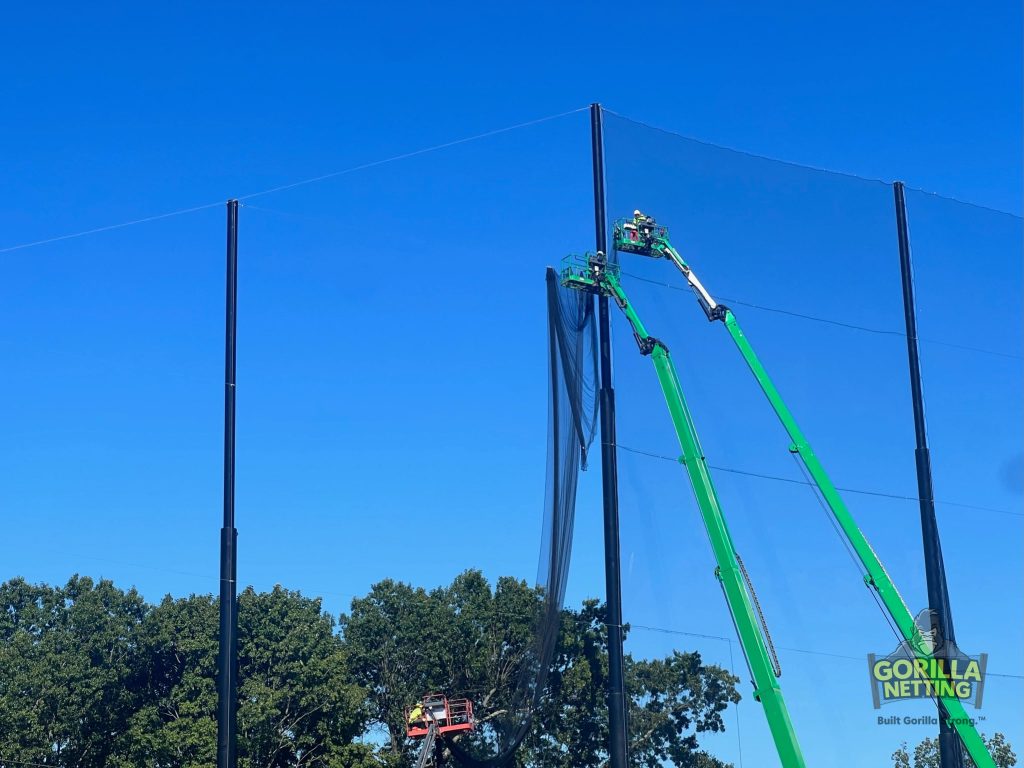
561, 251, 806, 765
559, 217, 995, 767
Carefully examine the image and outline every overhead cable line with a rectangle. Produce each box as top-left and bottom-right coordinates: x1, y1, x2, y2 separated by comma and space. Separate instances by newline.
627, 624, 1024, 680
0, 201, 224, 254
234, 106, 589, 202
0, 106, 589, 256
17, 554, 1024, 682
612, 443, 1022, 519
601, 109, 1023, 220
619, 270, 1023, 361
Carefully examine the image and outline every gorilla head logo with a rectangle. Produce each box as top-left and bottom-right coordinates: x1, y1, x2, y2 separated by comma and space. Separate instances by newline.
910, 608, 945, 656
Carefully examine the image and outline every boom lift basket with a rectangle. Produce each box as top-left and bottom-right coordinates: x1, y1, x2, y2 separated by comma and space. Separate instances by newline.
560, 252, 619, 294
614, 213, 670, 258
406, 695, 475, 739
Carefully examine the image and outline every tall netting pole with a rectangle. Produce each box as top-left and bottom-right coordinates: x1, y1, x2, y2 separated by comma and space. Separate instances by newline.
893, 182, 963, 768
217, 199, 240, 768
591, 102, 629, 768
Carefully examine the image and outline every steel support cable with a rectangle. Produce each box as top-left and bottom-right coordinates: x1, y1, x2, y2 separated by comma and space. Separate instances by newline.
616, 437, 1021, 739
20, 557, 1024, 680
618, 270, 1023, 361
618, 431, 1016, 751
727, 639, 745, 768
788, 453, 867, 580
601, 109, 1024, 220
0, 107, 589, 255
783, 454, 928, 699
791, 450, 964, 728
626, 625, 1024, 679
612, 442, 1021, 519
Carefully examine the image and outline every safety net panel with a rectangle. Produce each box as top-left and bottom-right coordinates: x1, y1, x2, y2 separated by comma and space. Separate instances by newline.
448, 270, 598, 766
602, 112, 1022, 767
227, 108, 617, 768
0, 108, 616, 768
897, 188, 1022, 753
4, 103, 1018, 768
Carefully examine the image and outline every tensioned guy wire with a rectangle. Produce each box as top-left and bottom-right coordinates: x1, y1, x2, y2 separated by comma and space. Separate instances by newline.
0, 106, 589, 256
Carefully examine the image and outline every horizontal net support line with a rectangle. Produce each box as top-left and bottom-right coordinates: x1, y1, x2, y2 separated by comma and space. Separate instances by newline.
611, 443, 1021, 518
619, 270, 1023, 361
602, 108, 1023, 220
0, 106, 589, 256
627, 624, 1023, 680
0, 201, 224, 254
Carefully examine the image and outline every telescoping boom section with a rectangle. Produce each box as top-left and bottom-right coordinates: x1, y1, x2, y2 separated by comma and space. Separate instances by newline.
561, 252, 806, 767
609, 212, 996, 768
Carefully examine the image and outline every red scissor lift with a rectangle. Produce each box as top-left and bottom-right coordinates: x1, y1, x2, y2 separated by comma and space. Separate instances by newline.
405, 694, 475, 738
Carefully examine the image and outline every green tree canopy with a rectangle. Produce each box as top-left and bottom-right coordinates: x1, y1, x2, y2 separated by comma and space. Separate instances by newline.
0, 575, 147, 766
1, 572, 742, 767
0, 577, 370, 768
893, 733, 1017, 768
341, 572, 740, 768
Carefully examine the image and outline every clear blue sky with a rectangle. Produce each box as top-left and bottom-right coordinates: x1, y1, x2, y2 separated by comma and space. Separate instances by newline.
1, 3, 1020, 766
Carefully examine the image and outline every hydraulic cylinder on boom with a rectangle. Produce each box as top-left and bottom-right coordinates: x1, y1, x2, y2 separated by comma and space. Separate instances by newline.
611, 211, 995, 768
561, 252, 807, 767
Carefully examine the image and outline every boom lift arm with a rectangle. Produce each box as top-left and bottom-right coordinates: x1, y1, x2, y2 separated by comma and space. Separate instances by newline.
561, 252, 807, 767
414, 722, 439, 768
614, 212, 995, 768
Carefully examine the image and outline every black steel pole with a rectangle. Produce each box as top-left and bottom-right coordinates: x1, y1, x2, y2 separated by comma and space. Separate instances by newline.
217, 199, 240, 768
893, 182, 963, 767
591, 102, 629, 768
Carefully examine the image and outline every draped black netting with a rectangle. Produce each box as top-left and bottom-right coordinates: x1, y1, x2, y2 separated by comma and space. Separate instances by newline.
451, 268, 597, 767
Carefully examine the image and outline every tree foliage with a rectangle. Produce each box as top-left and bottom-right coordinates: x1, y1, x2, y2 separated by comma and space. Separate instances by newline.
4, 571, 1013, 768
1, 572, 742, 767
0, 575, 147, 766
0, 577, 370, 768
341, 574, 739, 767
892, 733, 1017, 768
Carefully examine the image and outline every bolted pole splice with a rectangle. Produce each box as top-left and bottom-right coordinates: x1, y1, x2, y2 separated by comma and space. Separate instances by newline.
591, 102, 629, 768
893, 182, 963, 768
217, 199, 240, 768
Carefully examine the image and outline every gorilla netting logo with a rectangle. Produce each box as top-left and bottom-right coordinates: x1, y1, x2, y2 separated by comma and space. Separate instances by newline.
868, 609, 987, 709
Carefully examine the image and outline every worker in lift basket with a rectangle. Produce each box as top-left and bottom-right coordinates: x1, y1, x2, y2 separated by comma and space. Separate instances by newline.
633, 209, 655, 235
408, 702, 425, 726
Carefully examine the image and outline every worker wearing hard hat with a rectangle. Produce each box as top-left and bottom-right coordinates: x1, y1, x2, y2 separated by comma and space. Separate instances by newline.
408, 702, 425, 726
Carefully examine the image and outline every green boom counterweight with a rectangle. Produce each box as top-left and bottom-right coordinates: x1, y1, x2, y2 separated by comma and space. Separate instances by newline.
610, 212, 996, 768
561, 252, 806, 767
